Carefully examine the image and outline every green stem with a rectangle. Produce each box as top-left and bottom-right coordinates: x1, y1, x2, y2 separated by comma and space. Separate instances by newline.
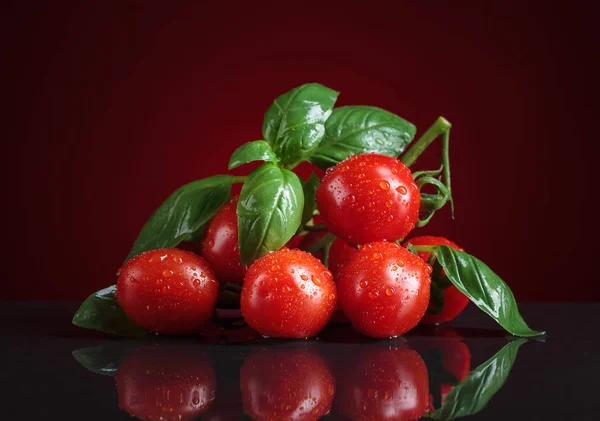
412, 245, 439, 253
304, 224, 327, 232
231, 176, 247, 184
401, 116, 451, 167
307, 232, 336, 255
442, 129, 454, 216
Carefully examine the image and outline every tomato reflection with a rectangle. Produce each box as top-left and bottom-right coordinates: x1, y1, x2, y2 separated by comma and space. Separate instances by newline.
333, 345, 430, 421
240, 348, 335, 421
116, 345, 216, 421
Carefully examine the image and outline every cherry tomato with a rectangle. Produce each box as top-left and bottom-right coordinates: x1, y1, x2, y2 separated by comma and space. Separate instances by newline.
403, 236, 470, 324
316, 153, 420, 245
241, 248, 337, 338
334, 346, 429, 421
240, 348, 335, 421
116, 345, 216, 421
328, 238, 358, 278
337, 242, 431, 338
201, 196, 245, 284
117, 248, 219, 334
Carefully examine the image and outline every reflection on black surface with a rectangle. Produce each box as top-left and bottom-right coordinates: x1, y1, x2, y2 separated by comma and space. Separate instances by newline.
73, 328, 528, 421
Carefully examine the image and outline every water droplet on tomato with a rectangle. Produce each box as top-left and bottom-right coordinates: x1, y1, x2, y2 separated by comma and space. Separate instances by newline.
373, 252, 382, 259
385, 200, 393, 208
379, 180, 390, 190
391, 167, 399, 174
162, 269, 174, 278
359, 161, 366, 167
312, 275, 321, 286
323, 271, 333, 282
193, 279, 200, 287
386, 287, 394, 296
283, 285, 292, 293
397, 260, 404, 267
301, 274, 308, 281
301, 284, 306, 289
359, 279, 368, 288
208, 240, 214, 247
348, 194, 356, 203
387, 215, 394, 221
173, 256, 183, 263
329, 293, 335, 300
396, 185, 407, 195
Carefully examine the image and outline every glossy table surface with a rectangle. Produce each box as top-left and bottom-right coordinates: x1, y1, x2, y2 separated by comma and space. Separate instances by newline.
3, 302, 597, 420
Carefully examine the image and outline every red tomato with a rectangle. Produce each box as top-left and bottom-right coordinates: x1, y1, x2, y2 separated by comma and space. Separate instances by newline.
334, 346, 429, 421
116, 345, 216, 421
316, 153, 420, 245
117, 248, 219, 334
337, 242, 431, 338
201, 196, 245, 284
240, 348, 335, 421
403, 236, 470, 324
328, 238, 358, 278
241, 248, 337, 338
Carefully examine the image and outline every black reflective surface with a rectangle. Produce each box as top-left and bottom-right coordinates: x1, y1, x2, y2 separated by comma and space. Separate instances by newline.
2, 302, 598, 420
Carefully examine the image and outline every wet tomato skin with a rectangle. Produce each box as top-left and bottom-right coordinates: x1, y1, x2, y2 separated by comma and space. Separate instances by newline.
403, 236, 470, 324
201, 196, 245, 284
117, 248, 219, 334
316, 153, 420, 245
241, 248, 337, 338
116, 345, 216, 421
337, 242, 431, 338
334, 346, 430, 421
240, 348, 335, 421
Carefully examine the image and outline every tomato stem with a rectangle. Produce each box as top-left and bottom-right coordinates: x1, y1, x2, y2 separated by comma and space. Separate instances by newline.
412, 245, 439, 253
304, 224, 327, 232
231, 176, 247, 184
306, 232, 336, 255
401, 116, 451, 167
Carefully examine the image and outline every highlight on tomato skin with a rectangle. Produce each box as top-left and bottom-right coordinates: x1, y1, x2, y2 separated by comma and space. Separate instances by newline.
116, 248, 219, 334
240, 348, 336, 421
201, 196, 245, 284
241, 248, 337, 339
316, 153, 420, 245
337, 242, 431, 338
403, 236, 470, 324
332, 345, 430, 421
115, 345, 216, 421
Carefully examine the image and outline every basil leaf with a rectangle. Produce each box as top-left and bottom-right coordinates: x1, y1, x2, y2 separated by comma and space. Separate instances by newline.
228, 140, 279, 170
72, 342, 142, 376
237, 163, 304, 266
428, 260, 451, 315
125, 175, 233, 262
72, 286, 148, 336
262, 83, 338, 165
430, 339, 527, 420
309, 106, 416, 169
301, 172, 320, 226
436, 246, 544, 337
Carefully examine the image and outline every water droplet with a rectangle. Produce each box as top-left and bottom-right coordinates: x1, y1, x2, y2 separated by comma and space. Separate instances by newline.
193, 279, 200, 287
392, 266, 398, 271
148, 257, 155, 263
160, 254, 168, 261
283, 285, 293, 293
385, 390, 392, 400
329, 293, 335, 300
312, 275, 322, 286
348, 194, 356, 203
301, 284, 306, 289
208, 240, 214, 247
156, 278, 163, 285
391, 167, 399, 174
301, 274, 309, 281
359, 161, 366, 167
386, 287, 394, 296
173, 256, 183, 263
146, 305, 150, 311
397, 260, 405, 267
200, 273, 206, 278
368, 291, 379, 298
162, 269, 174, 278
385, 200, 393, 208
271, 265, 280, 272
323, 271, 333, 282
359, 279, 368, 288
379, 180, 390, 190
396, 185, 407, 195
387, 215, 394, 222
425, 264, 433, 273
192, 391, 200, 405
373, 252, 382, 259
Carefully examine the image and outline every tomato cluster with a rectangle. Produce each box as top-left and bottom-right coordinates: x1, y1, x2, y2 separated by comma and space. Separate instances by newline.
115, 152, 468, 338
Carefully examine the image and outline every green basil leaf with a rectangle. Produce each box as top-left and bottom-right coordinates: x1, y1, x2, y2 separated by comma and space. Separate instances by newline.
72, 342, 142, 376
308, 106, 416, 169
301, 172, 320, 226
237, 163, 304, 266
436, 246, 544, 337
228, 140, 279, 170
262, 83, 338, 165
125, 175, 233, 262
430, 339, 527, 420
72, 285, 148, 336
428, 259, 452, 315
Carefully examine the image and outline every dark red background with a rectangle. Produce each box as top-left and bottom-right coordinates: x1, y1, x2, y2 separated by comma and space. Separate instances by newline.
3, 1, 598, 301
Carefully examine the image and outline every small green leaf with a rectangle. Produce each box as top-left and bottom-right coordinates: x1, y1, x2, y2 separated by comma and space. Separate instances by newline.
436, 246, 544, 337
309, 106, 416, 169
72, 286, 148, 336
125, 175, 233, 262
228, 140, 279, 170
237, 163, 304, 266
72, 342, 142, 376
263, 83, 338, 165
430, 339, 527, 420
301, 172, 320, 226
